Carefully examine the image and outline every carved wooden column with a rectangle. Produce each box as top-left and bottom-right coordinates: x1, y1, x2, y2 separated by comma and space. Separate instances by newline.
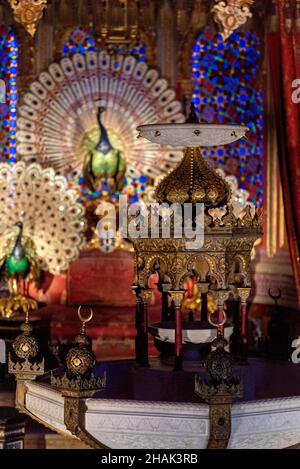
237, 287, 251, 364
169, 290, 185, 371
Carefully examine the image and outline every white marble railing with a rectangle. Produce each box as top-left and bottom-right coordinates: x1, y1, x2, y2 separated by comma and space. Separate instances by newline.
25, 381, 300, 449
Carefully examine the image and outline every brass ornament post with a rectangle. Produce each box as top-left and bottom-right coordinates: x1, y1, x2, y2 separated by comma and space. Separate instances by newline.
8, 310, 44, 410
237, 287, 251, 363
195, 336, 243, 449
169, 290, 185, 371
51, 306, 107, 449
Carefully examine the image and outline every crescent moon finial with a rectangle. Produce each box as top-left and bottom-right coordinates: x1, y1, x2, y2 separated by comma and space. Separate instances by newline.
78, 305, 94, 333
268, 288, 282, 301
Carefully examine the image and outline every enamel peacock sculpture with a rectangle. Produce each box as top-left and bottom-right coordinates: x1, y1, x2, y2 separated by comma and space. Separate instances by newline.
0, 162, 86, 318
15, 52, 185, 198
83, 105, 127, 193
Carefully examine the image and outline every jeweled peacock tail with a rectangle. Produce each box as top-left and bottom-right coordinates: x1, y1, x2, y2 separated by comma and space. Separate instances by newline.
0, 162, 86, 276
16, 52, 185, 184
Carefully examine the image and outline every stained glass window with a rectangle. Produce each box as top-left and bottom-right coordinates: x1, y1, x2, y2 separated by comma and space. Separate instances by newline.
63, 27, 96, 56
192, 29, 264, 207
0, 79, 5, 103
0, 24, 18, 162
63, 27, 147, 62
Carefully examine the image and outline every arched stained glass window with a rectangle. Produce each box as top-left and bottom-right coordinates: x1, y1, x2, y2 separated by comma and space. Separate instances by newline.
192, 29, 264, 207
63, 26, 147, 62
0, 24, 18, 162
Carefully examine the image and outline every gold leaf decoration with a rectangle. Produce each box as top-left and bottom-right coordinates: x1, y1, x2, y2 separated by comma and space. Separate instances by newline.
8, 0, 47, 37
211, 0, 254, 41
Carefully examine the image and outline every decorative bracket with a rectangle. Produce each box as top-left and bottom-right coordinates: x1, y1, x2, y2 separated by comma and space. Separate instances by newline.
195, 336, 243, 449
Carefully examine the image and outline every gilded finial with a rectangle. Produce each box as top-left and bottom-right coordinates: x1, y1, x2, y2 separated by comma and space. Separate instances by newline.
51, 305, 106, 393
12, 308, 40, 360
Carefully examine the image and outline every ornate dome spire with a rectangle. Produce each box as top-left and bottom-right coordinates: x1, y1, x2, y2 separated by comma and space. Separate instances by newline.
154, 147, 231, 207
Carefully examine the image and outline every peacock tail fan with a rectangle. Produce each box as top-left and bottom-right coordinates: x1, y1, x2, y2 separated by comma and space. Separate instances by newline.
0, 162, 87, 277
16, 52, 185, 188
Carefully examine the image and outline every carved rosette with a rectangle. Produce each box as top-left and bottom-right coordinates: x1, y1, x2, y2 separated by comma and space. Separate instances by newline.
66, 344, 95, 377
8, 0, 48, 37
211, 0, 254, 41
205, 337, 233, 381
13, 331, 39, 359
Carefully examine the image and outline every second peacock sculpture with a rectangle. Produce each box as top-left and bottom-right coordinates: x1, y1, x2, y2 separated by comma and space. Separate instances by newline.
0, 162, 86, 318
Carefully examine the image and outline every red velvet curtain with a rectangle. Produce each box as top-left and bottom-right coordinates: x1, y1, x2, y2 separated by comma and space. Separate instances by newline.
268, 0, 300, 307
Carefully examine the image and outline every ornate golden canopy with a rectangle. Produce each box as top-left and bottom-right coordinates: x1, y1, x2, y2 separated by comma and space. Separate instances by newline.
155, 147, 231, 207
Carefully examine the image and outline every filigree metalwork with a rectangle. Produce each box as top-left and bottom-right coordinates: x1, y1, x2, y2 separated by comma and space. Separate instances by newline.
8, 355, 44, 375
195, 337, 243, 449
211, 0, 254, 41
13, 320, 39, 359
65, 347, 96, 377
51, 306, 106, 396
51, 372, 106, 397
63, 396, 108, 449
130, 207, 262, 291
50, 306, 107, 449
8, 0, 48, 37
8, 312, 44, 410
155, 147, 231, 207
